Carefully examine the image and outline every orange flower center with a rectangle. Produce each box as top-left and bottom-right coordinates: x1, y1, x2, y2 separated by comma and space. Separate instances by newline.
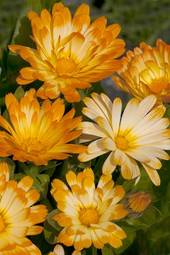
79, 208, 99, 226
0, 215, 5, 232
55, 58, 77, 76
20, 139, 45, 153
149, 79, 170, 94
115, 136, 128, 150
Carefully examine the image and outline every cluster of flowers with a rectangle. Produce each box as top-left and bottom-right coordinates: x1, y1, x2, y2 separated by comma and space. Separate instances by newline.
0, 2, 170, 255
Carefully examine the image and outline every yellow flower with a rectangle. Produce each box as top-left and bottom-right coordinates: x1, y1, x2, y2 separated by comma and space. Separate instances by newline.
127, 192, 151, 214
0, 89, 85, 165
112, 39, 170, 103
9, 3, 125, 102
0, 161, 47, 255
78, 93, 170, 186
51, 168, 127, 251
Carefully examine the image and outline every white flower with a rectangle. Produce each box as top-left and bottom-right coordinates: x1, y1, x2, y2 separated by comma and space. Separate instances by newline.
79, 93, 170, 186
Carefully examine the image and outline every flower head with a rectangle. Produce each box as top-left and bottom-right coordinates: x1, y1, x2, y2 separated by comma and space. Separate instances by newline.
0, 89, 85, 165
112, 39, 170, 103
51, 168, 127, 251
0, 161, 47, 255
78, 93, 170, 186
9, 3, 125, 102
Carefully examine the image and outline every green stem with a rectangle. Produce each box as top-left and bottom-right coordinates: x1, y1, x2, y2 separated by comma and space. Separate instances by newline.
92, 247, 97, 255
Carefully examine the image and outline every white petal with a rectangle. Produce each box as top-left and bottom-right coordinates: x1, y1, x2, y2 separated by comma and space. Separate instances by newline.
142, 164, 160, 186
114, 150, 140, 179
79, 134, 98, 143
102, 137, 116, 151
146, 157, 162, 169
88, 138, 106, 153
96, 116, 113, 138
112, 98, 122, 137
91, 93, 111, 122
120, 98, 139, 131
101, 93, 112, 112
78, 150, 108, 162
83, 96, 107, 120
102, 152, 116, 175
138, 95, 156, 117
53, 245, 65, 255
81, 122, 106, 137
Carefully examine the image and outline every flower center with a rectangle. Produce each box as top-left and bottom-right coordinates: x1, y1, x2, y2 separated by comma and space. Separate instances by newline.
149, 79, 169, 94
55, 58, 77, 76
79, 208, 99, 226
0, 215, 5, 232
20, 139, 45, 153
115, 136, 128, 150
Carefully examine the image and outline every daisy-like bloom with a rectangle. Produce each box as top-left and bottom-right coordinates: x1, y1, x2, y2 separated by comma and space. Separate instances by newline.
126, 192, 151, 214
9, 3, 125, 102
0, 89, 85, 165
0, 161, 47, 255
112, 39, 170, 103
51, 168, 127, 251
78, 93, 170, 186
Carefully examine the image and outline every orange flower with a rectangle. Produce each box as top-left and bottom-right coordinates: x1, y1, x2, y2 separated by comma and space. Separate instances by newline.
113, 39, 170, 103
0, 89, 85, 165
9, 3, 125, 102
51, 168, 127, 251
0, 161, 47, 255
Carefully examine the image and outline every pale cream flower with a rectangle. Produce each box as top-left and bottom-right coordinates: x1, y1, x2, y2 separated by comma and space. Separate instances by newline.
51, 168, 127, 251
79, 93, 170, 186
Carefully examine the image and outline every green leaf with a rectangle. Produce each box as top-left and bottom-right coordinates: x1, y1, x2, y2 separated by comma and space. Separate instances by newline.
47, 209, 62, 232
26, 0, 42, 12
44, 209, 62, 245
115, 224, 136, 254
102, 245, 115, 255
33, 174, 50, 198
14, 86, 25, 99
86, 247, 97, 255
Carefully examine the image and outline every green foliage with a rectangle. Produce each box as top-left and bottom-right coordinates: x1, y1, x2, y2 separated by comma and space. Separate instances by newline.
103, 0, 170, 47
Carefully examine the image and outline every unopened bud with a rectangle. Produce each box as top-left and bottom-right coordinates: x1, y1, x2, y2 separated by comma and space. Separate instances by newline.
126, 192, 152, 217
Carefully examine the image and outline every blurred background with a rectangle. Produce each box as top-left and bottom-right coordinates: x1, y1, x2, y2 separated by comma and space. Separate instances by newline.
0, 0, 170, 48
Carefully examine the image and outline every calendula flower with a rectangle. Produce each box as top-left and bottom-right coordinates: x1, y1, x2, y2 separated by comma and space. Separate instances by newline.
51, 168, 127, 251
9, 3, 125, 102
78, 93, 170, 186
126, 192, 151, 214
112, 39, 170, 103
0, 161, 47, 255
0, 89, 85, 165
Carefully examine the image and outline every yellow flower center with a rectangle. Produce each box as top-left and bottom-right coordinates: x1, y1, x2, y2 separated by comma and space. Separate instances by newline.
115, 136, 128, 150
149, 79, 170, 94
0, 215, 5, 232
79, 208, 99, 226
